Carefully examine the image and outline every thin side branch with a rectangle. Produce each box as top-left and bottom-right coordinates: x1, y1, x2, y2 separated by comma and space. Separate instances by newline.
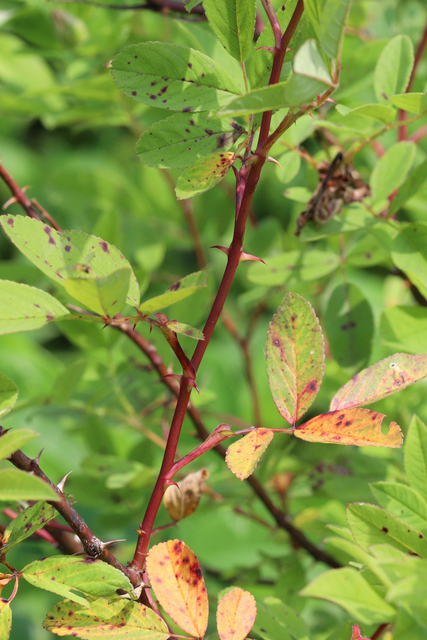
1, 427, 140, 586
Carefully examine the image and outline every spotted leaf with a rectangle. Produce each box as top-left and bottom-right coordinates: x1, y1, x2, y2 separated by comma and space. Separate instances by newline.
216, 587, 257, 640
266, 293, 325, 426
295, 407, 403, 448
226, 429, 274, 480
146, 540, 208, 638
176, 151, 235, 200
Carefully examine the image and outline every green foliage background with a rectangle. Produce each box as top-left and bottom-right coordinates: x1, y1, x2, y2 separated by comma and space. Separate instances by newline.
0, 0, 427, 638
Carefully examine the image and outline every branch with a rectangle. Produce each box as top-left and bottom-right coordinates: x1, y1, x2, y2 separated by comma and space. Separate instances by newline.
0, 162, 61, 230
1, 427, 140, 586
117, 322, 340, 569
398, 22, 427, 141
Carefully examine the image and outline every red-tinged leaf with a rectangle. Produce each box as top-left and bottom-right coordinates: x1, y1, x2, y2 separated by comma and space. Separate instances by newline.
146, 540, 208, 638
295, 408, 403, 448
43, 598, 169, 639
225, 429, 274, 480
330, 353, 427, 411
350, 624, 369, 640
216, 588, 257, 640
266, 293, 325, 426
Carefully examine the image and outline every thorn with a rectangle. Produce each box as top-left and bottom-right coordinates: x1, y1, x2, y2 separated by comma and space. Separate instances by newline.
2, 196, 18, 210
266, 156, 282, 168
211, 245, 229, 255
326, 97, 337, 103
57, 471, 72, 492
34, 449, 44, 466
164, 479, 179, 489
102, 538, 126, 548
240, 252, 266, 264
186, 378, 200, 393
255, 46, 276, 54
163, 373, 182, 383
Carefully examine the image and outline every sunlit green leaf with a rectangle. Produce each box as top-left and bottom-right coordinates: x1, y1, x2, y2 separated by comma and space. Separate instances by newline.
139, 271, 206, 314
204, 0, 256, 64
111, 42, 242, 112
0, 280, 69, 335
0, 373, 18, 418
2, 501, 56, 553
370, 141, 415, 204
0, 428, 37, 462
374, 34, 414, 103
176, 150, 235, 199
0, 469, 57, 501
64, 268, 131, 317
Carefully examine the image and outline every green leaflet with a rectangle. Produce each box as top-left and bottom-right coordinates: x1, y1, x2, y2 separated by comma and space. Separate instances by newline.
0, 280, 69, 335
380, 306, 427, 353
404, 415, 427, 500
253, 596, 309, 640
43, 599, 169, 640
0, 429, 37, 462
392, 223, 427, 300
0, 469, 58, 501
318, 0, 353, 61
300, 567, 395, 624
204, 0, 256, 64
347, 503, 427, 558
374, 34, 414, 103
247, 250, 339, 286
111, 42, 242, 113
339, 103, 396, 124
22, 556, 133, 608
64, 268, 131, 317
389, 92, 427, 114
370, 141, 416, 204
0, 372, 18, 418
136, 112, 245, 169
139, 271, 206, 314
389, 159, 427, 215
219, 39, 333, 117
2, 501, 56, 553
175, 150, 235, 199
0, 215, 140, 308
324, 283, 374, 375
370, 482, 427, 532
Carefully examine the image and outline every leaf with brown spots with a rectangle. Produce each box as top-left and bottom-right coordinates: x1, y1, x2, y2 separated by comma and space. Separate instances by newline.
139, 271, 206, 315
43, 598, 169, 639
295, 407, 403, 448
0, 216, 140, 308
2, 501, 56, 553
175, 151, 235, 200
330, 353, 427, 411
22, 556, 132, 607
136, 112, 244, 169
266, 293, 325, 426
146, 540, 208, 638
216, 587, 257, 640
111, 42, 242, 113
225, 429, 274, 480
0, 280, 68, 335
64, 268, 131, 317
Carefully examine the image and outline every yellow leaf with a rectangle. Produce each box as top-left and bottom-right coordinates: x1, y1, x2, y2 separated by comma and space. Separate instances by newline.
146, 540, 208, 638
295, 408, 403, 447
216, 588, 257, 640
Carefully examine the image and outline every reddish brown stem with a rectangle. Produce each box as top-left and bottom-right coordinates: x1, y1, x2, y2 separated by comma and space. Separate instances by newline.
0, 164, 42, 222
398, 22, 427, 141
370, 623, 392, 640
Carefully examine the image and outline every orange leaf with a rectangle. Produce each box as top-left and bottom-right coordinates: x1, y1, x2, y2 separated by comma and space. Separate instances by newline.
294, 407, 403, 448
216, 588, 257, 640
225, 429, 274, 480
330, 353, 427, 410
146, 540, 208, 638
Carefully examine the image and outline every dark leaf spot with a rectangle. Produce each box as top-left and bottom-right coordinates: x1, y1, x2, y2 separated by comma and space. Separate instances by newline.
99, 241, 109, 253
382, 527, 389, 533
65, 245, 71, 252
